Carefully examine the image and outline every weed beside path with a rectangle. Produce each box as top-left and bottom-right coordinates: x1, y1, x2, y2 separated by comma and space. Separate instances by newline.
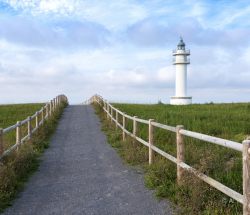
0, 102, 67, 212
94, 102, 250, 214
2, 105, 171, 215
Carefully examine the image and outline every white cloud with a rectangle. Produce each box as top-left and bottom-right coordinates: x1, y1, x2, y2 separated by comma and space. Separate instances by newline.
4, 0, 79, 16
39, 0, 75, 14
78, 1, 148, 30
213, 5, 250, 28
157, 66, 175, 83
0, 16, 110, 48
0, 0, 250, 104
2, 0, 148, 30
104, 68, 148, 87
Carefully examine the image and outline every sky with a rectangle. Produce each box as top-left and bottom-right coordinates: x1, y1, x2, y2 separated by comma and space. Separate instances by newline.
0, 0, 249, 104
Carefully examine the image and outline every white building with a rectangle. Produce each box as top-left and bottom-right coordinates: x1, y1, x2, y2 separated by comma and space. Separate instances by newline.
170, 37, 192, 105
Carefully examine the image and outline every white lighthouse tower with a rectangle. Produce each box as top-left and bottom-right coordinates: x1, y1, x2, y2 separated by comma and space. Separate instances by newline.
170, 37, 192, 105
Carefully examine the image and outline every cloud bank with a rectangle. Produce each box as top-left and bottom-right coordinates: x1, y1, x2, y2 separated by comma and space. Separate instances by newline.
0, 0, 249, 104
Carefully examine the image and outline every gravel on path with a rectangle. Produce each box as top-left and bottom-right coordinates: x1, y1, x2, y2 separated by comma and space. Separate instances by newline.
3, 105, 173, 215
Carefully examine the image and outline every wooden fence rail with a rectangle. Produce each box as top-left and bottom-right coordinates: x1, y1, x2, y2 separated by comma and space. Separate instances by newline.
88, 94, 250, 215
0, 94, 68, 161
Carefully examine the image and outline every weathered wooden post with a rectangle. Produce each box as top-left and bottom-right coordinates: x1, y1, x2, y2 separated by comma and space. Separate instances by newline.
116, 111, 118, 129
111, 107, 113, 123
50, 100, 53, 116
149, 119, 154, 165
51, 99, 54, 112
243, 140, 250, 215
35, 112, 39, 128
55, 97, 57, 109
176, 125, 184, 185
0, 128, 3, 156
16, 121, 21, 149
53, 98, 56, 110
133, 116, 138, 137
28, 116, 32, 139
122, 114, 126, 141
107, 104, 110, 120
41, 107, 44, 124
46, 103, 49, 118
103, 101, 105, 110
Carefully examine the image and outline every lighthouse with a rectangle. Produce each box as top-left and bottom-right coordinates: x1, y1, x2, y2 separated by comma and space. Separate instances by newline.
170, 37, 192, 105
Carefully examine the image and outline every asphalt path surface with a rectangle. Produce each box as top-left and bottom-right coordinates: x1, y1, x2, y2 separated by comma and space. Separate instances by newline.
3, 105, 172, 215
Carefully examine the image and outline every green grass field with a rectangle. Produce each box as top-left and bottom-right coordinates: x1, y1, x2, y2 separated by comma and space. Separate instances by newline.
96, 102, 250, 214
0, 102, 67, 212
0, 103, 44, 150
0, 103, 44, 129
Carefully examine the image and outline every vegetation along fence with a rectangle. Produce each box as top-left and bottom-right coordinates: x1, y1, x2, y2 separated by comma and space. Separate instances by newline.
0, 95, 68, 161
88, 94, 250, 215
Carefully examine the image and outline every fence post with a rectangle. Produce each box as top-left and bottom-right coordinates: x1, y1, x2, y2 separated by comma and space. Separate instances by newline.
107, 104, 110, 120
50, 100, 53, 116
46, 103, 49, 118
111, 107, 113, 123
28, 116, 32, 139
16, 121, 21, 150
122, 114, 126, 141
41, 107, 44, 124
50, 99, 53, 108
0, 128, 3, 156
149, 119, 154, 165
133, 116, 138, 137
36, 112, 39, 128
243, 140, 250, 215
52, 99, 54, 112
54, 97, 57, 109
53, 98, 56, 110
116, 111, 118, 129
176, 125, 184, 185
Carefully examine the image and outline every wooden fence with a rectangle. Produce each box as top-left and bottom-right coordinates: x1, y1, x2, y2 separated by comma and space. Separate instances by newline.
88, 94, 250, 215
0, 95, 68, 161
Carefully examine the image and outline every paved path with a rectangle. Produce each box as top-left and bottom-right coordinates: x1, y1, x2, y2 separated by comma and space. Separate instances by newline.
3, 105, 172, 215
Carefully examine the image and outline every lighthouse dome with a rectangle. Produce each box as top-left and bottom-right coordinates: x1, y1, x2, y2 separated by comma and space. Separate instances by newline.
177, 37, 185, 50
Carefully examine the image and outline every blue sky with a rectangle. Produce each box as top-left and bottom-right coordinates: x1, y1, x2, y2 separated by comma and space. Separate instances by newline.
0, 0, 249, 104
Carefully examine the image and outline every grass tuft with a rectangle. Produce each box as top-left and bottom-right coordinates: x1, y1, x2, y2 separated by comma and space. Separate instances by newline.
0, 101, 67, 212
94, 102, 247, 214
